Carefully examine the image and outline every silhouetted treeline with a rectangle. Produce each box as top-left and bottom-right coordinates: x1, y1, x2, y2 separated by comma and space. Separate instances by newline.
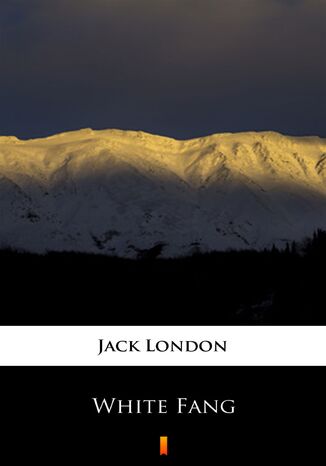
1, 230, 326, 325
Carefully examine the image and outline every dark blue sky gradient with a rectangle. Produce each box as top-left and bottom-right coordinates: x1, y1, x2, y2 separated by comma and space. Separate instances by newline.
0, 0, 325, 139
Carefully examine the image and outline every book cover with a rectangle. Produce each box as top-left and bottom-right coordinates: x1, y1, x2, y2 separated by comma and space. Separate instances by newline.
0, 1, 325, 463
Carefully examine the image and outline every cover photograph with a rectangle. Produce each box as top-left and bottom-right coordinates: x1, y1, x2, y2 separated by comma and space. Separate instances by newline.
0, 0, 325, 463
0, 0, 325, 325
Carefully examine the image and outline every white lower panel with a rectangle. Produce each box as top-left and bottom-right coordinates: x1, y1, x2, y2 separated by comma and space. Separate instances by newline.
0, 326, 325, 366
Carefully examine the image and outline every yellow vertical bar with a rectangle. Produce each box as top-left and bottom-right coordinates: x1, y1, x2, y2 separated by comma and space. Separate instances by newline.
160, 436, 168, 455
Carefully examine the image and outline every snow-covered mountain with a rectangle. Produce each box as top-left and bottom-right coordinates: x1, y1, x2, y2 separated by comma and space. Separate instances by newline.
1, 128, 326, 257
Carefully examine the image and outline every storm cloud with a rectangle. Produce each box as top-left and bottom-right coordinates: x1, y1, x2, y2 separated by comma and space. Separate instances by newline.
0, 0, 325, 138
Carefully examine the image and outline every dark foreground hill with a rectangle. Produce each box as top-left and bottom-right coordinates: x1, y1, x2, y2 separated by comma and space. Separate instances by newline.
1, 229, 325, 325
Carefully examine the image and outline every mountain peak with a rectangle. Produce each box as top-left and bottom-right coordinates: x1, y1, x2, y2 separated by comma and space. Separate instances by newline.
0, 129, 325, 257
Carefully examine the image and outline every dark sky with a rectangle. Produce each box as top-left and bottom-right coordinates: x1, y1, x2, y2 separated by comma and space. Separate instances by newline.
0, 0, 325, 139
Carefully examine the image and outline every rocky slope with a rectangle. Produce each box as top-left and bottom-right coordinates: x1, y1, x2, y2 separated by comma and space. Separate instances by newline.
0, 128, 325, 256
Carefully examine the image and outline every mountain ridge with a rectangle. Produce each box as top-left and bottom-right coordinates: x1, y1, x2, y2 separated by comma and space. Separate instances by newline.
1, 129, 326, 257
